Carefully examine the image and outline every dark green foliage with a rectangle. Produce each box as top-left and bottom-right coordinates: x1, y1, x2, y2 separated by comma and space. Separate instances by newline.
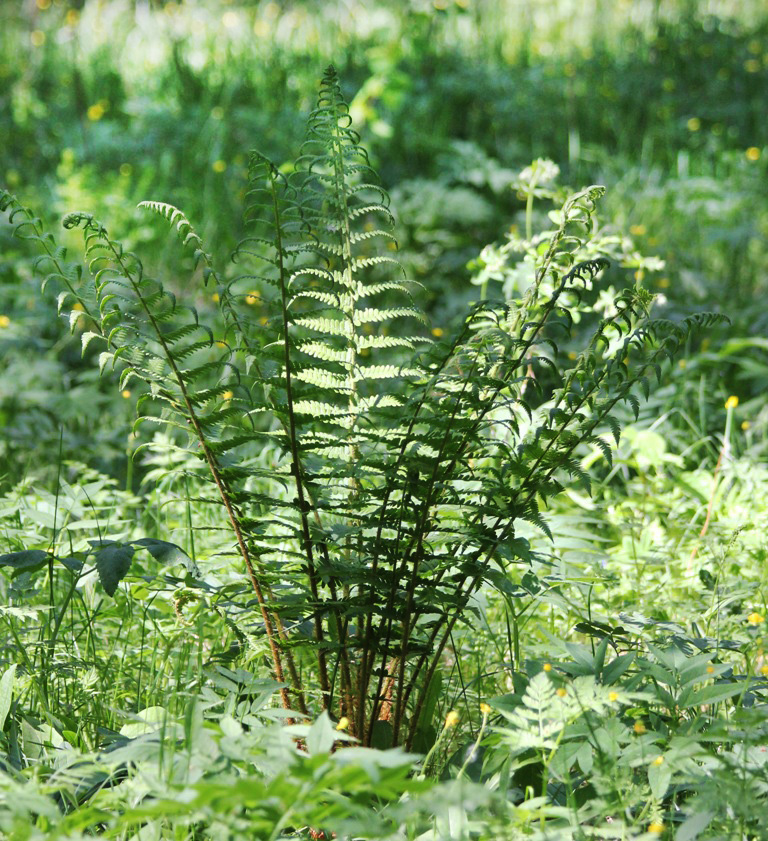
0, 67, 723, 749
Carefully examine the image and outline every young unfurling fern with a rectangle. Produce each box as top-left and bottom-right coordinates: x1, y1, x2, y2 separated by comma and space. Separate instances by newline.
0, 66, 724, 748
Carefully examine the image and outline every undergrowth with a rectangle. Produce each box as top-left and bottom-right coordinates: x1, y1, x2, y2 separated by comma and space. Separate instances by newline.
3, 66, 767, 841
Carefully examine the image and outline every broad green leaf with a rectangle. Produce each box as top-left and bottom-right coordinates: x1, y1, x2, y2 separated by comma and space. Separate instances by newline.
132, 538, 200, 577
371, 719, 394, 750
648, 759, 671, 799
603, 652, 635, 685
94, 543, 135, 596
0, 664, 16, 730
681, 682, 745, 709
0, 550, 49, 577
306, 711, 337, 755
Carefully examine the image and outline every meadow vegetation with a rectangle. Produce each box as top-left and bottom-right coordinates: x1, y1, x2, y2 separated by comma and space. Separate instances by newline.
1, 2, 768, 839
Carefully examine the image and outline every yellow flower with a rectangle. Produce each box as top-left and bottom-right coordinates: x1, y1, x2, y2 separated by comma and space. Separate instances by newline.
222, 390, 234, 400
87, 103, 105, 121
748, 612, 765, 625
742, 420, 751, 431
706, 665, 715, 674
336, 716, 349, 731
65, 9, 79, 26
629, 224, 646, 236
653, 755, 664, 765
648, 822, 664, 834
0, 315, 10, 328
608, 691, 619, 702
746, 147, 761, 161
212, 160, 227, 173
245, 292, 259, 305
556, 688, 567, 698
444, 710, 460, 728
687, 117, 701, 131
542, 663, 552, 672
567, 351, 577, 360
121, 389, 131, 399
480, 702, 491, 715
633, 720, 646, 734
725, 395, 739, 410
431, 327, 444, 338
30, 30, 46, 47
36, 0, 51, 9
657, 277, 670, 288
211, 292, 220, 303
259, 316, 269, 326
760, 664, 768, 676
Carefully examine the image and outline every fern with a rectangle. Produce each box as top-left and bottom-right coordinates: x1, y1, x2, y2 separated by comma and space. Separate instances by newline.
0, 65, 725, 748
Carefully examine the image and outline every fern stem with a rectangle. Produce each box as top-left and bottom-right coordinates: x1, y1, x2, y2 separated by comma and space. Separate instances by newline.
269, 174, 334, 710
104, 237, 297, 712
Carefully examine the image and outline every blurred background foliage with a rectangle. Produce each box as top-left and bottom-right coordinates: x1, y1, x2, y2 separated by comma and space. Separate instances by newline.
1, 0, 766, 486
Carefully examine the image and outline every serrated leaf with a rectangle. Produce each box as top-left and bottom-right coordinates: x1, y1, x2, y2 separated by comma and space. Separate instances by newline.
94, 543, 135, 596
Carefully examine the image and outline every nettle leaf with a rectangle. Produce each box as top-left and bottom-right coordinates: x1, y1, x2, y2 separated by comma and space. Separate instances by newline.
0, 550, 49, 577
93, 542, 135, 597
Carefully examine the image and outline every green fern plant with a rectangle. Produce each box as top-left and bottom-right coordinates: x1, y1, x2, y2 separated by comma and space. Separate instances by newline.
0, 66, 723, 748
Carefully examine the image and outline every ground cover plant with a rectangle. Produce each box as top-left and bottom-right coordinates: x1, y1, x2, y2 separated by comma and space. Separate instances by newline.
2, 2, 768, 839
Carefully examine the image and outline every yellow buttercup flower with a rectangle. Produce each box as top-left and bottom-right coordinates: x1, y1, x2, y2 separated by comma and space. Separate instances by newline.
0, 315, 10, 328
542, 663, 552, 672
608, 691, 619, 702
121, 389, 131, 399
746, 147, 761, 161
335, 716, 349, 731
742, 421, 751, 431
87, 103, 105, 121
747, 612, 764, 625
212, 159, 227, 173
245, 291, 259, 305
556, 688, 567, 698
222, 391, 234, 400
480, 702, 491, 715
444, 710, 460, 728
648, 822, 664, 833
431, 327, 444, 338
725, 395, 739, 410
211, 292, 220, 303
653, 755, 664, 766
706, 665, 715, 674
633, 720, 646, 734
